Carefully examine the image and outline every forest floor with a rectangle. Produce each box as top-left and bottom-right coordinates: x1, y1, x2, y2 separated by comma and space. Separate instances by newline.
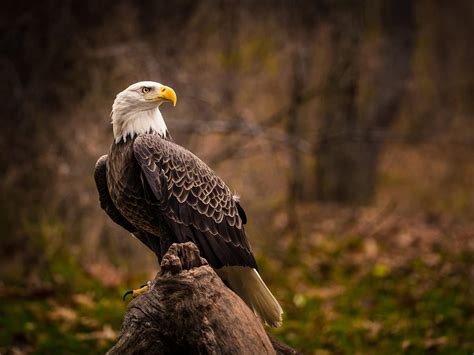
0, 204, 473, 354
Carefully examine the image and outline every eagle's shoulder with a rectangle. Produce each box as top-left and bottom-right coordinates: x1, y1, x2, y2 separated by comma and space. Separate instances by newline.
133, 133, 165, 159
95, 154, 108, 170
94, 155, 108, 195
133, 133, 216, 175
133, 133, 190, 161
133, 133, 243, 227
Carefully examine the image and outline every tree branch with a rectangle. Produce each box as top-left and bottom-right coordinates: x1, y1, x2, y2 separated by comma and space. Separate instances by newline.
107, 242, 298, 355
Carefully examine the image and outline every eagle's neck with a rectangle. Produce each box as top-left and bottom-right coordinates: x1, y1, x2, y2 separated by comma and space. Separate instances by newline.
112, 107, 169, 143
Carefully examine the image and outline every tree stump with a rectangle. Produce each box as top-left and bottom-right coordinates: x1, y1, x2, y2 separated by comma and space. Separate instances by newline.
107, 242, 298, 355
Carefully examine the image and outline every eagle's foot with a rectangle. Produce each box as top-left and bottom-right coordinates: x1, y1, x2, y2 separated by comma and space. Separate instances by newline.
123, 280, 152, 301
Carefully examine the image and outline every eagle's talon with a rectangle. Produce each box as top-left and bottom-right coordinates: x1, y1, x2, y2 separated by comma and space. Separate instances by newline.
122, 290, 133, 301
122, 282, 151, 301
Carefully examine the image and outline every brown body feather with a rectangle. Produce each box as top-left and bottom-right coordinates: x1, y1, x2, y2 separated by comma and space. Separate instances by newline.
97, 133, 257, 269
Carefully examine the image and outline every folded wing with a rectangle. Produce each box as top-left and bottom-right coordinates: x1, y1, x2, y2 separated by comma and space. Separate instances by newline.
133, 134, 257, 269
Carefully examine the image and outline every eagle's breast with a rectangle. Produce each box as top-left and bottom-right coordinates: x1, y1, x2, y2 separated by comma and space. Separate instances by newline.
107, 138, 162, 234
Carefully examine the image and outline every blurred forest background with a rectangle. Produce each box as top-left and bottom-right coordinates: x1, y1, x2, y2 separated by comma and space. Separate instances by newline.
1, 0, 473, 353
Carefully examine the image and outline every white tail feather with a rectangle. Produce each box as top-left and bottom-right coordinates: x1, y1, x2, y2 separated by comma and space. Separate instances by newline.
217, 266, 283, 327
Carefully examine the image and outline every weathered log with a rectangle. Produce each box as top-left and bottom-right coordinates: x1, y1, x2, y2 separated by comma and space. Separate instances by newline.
107, 242, 298, 355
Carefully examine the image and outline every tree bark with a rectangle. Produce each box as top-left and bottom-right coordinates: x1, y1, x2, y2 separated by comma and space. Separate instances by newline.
107, 242, 298, 355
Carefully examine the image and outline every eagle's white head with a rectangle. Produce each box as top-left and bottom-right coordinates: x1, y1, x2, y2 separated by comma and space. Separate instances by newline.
111, 81, 177, 143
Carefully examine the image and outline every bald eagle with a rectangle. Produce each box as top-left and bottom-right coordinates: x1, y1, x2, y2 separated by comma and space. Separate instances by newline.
94, 81, 283, 327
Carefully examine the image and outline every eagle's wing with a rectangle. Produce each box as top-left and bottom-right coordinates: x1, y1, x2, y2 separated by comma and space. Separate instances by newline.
95, 155, 137, 233
94, 155, 162, 257
133, 134, 257, 269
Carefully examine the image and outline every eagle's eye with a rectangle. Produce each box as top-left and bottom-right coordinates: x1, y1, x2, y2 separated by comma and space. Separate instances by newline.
141, 87, 151, 94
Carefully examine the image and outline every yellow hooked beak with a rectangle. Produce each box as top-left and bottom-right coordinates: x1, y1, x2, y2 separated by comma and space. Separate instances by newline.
152, 85, 177, 106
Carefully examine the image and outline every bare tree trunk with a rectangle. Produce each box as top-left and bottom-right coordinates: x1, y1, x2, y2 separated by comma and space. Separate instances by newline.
285, 46, 309, 249
108, 242, 298, 355
287, 47, 308, 205
315, 0, 414, 205
315, 23, 361, 203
